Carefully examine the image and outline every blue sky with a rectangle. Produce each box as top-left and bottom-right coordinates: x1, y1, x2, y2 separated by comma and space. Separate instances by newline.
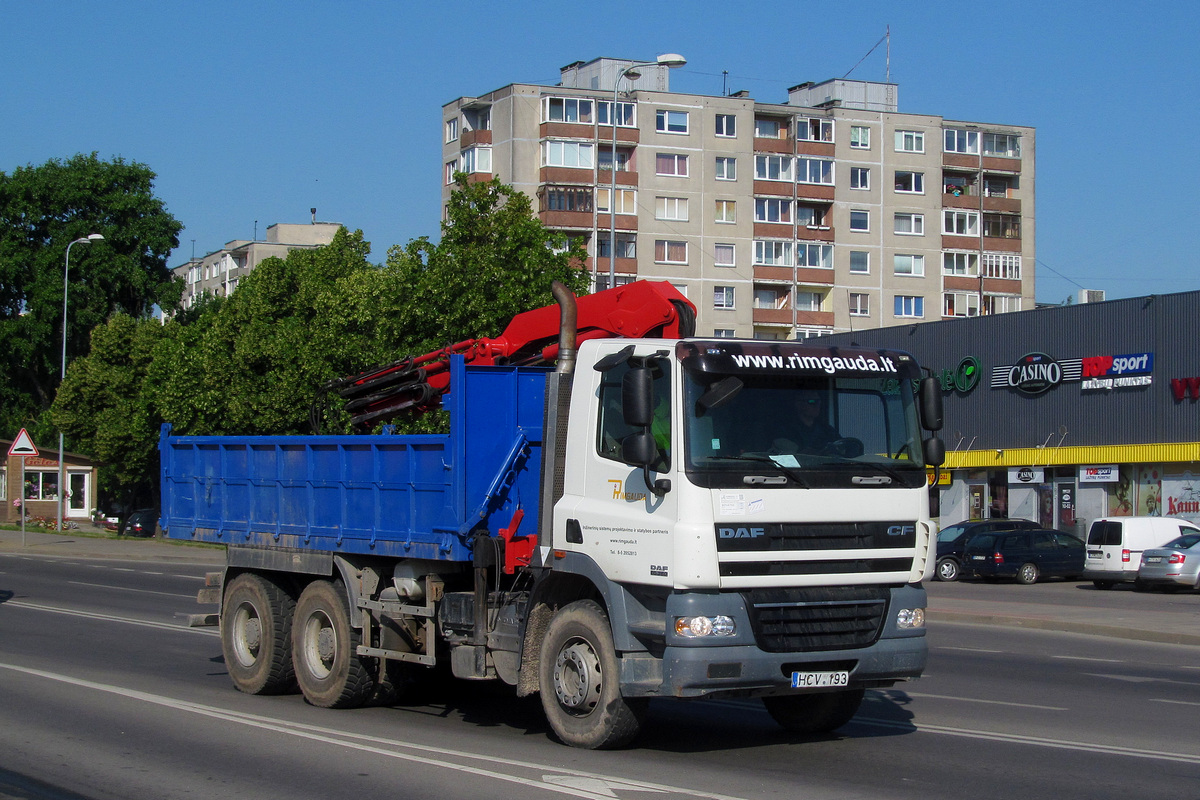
4, 0, 1197, 305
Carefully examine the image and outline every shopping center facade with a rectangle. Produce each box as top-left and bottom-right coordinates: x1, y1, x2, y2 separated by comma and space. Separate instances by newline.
826, 290, 1200, 537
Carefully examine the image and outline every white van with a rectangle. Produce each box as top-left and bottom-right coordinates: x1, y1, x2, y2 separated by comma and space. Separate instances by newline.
1083, 517, 1198, 588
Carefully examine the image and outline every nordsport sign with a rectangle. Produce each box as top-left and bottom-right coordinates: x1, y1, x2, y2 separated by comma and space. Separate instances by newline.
990, 351, 1154, 396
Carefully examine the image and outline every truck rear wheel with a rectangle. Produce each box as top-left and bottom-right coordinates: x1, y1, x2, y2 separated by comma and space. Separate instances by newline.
292, 580, 375, 709
763, 688, 865, 735
539, 600, 646, 749
221, 573, 296, 695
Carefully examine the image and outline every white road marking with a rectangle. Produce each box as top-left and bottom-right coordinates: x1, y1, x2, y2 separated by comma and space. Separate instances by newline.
904, 692, 1067, 711
936, 646, 1004, 654
1149, 698, 1200, 707
2, 599, 218, 636
1050, 655, 1124, 663
0, 662, 752, 800
67, 580, 197, 599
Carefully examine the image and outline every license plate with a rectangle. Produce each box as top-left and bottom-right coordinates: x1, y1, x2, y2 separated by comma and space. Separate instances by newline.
971, 554, 986, 561
1145, 556, 1162, 563
791, 671, 850, 689
1087, 551, 1102, 559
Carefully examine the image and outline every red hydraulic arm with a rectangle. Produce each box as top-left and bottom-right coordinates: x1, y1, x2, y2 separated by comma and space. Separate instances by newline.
318, 280, 696, 429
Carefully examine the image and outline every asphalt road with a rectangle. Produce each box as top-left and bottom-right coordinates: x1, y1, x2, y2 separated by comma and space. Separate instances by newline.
0, 544, 1198, 799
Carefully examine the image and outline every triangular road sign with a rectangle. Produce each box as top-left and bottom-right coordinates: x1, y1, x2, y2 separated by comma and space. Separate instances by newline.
8, 428, 39, 457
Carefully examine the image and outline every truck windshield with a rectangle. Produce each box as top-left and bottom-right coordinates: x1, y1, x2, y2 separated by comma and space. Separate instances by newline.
678, 341, 928, 489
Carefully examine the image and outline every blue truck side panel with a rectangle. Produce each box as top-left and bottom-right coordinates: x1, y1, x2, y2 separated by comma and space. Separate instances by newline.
160, 357, 549, 562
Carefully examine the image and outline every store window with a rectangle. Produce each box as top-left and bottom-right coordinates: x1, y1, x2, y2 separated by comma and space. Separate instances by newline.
25, 470, 60, 501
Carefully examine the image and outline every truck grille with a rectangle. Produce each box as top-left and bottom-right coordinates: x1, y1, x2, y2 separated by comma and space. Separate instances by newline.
716, 521, 916, 552
741, 587, 889, 653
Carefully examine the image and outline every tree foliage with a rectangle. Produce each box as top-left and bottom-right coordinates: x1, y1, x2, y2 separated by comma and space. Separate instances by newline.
0, 153, 182, 441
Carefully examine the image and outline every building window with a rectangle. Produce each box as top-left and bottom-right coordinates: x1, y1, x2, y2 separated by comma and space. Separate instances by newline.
983, 253, 1022, 279
754, 198, 792, 223
445, 161, 457, 184
655, 240, 688, 264
894, 171, 924, 194
894, 295, 924, 318
850, 126, 871, 149
849, 292, 870, 316
594, 274, 636, 292
715, 200, 736, 223
849, 251, 869, 274
753, 240, 793, 266
894, 130, 925, 153
983, 133, 1021, 158
849, 210, 869, 232
894, 254, 925, 277
754, 286, 787, 310
797, 204, 826, 227
596, 234, 636, 259
543, 141, 595, 168
0, 467, 6, 501
983, 213, 1021, 239
715, 156, 737, 181
796, 118, 833, 142
944, 292, 980, 318
754, 155, 793, 182
445, 117, 459, 143
713, 329, 736, 338
595, 188, 636, 215
798, 243, 833, 269
754, 118, 785, 138
983, 294, 1022, 314
656, 153, 689, 177
541, 186, 593, 213
23, 471, 60, 501
655, 196, 689, 221
714, 286, 736, 310
795, 291, 823, 311
598, 149, 631, 174
943, 252, 979, 276
598, 100, 635, 127
984, 176, 1013, 198
944, 127, 979, 154
715, 114, 736, 137
543, 96, 594, 123
714, 243, 736, 267
797, 158, 834, 185
894, 212, 924, 236
943, 210, 980, 236
656, 109, 689, 134
849, 167, 870, 190
459, 147, 491, 174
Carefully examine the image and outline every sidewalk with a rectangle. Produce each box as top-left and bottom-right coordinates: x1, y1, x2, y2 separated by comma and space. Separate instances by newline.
2, 527, 1197, 647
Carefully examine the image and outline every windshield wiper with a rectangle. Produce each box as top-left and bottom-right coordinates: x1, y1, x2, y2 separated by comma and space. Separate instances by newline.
819, 459, 917, 487
708, 454, 812, 489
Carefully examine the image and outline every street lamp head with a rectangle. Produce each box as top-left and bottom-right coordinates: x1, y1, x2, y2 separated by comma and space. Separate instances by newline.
656, 53, 687, 68
70, 233, 104, 246
86, 233, 104, 242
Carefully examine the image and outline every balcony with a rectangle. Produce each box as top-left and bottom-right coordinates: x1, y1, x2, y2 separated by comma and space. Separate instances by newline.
460, 129, 492, 148
753, 180, 793, 197
540, 121, 595, 139
795, 183, 835, 202
539, 210, 594, 229
753, 222, 793, 239
540, 166, 594, 184
598, 125, 640, 145
795, 140, 835, 157
753, 137, 792, 154
752, 307, 793, 325
796, 225, 834, 242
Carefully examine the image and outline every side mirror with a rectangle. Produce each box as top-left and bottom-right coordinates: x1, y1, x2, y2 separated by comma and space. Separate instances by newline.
622, 367, 654, 427
923, 436, 945, 467
919, 376, 943, 432
621, 430, 656, 467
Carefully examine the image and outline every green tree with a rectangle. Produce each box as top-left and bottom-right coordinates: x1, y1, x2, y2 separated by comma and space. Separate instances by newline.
0, 153, 183, 441
386, 174, 589, 352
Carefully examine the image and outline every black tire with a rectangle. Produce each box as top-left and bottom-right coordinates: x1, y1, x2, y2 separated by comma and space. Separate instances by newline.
292, 580, 375, 709
1016, 563, 1040, 585
1093, 579, 1116, 590
539, 600, 647, 749
221, 573, 297, 695
936, 558, 960, 582
763, 688, 866, 734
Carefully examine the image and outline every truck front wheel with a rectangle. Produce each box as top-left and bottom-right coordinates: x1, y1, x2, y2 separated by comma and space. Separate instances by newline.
221, 573, 296, 695
763, 688, 865, 735
292, 580, 375, 709
538, 600, 646, 749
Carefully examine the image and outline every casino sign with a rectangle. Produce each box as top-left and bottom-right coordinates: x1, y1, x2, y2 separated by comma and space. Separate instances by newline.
991, 351, 1153, 397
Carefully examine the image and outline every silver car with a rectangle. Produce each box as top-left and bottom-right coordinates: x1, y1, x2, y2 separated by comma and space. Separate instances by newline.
1137, 532, 1200, 591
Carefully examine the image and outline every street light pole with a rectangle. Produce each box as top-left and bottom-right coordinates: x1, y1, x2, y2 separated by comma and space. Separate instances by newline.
59, 233, 104, 531
607, 54, 686, 292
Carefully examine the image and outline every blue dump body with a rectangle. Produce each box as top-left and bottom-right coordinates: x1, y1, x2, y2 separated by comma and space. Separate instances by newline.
160, 357, 549, 562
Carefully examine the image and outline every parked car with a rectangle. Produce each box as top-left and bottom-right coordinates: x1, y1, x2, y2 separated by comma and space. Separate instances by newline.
119, 508, 159, 538
962, 529, 1086, 584
1136, 531, 1200, 592
934, 518, 1041, 581
1083, 517, 1198, 588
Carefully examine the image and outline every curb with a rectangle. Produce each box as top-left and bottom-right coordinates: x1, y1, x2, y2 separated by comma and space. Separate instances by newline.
931, 610, 1200, 647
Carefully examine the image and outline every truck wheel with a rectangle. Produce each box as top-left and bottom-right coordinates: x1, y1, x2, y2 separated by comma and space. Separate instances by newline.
1016, 563, 1040, 585
539, 600, 646, 749
292, 580, 375, 709
763, 688, 865, 734
936, 558, 960, 582
221, 573, 296, 695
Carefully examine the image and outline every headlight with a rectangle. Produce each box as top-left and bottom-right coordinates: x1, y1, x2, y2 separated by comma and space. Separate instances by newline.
674, 615, 737, 638
896, 607, 926, 629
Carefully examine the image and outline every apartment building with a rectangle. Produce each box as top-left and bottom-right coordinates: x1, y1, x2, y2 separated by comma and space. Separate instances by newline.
442, 57, 1035, 338
172, 220, 341, 310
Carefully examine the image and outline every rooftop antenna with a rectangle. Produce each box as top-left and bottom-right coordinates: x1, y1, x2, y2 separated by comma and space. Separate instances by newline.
843, 26, 890, 81
722, 70, 728, 96
254, 220, 258, 241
